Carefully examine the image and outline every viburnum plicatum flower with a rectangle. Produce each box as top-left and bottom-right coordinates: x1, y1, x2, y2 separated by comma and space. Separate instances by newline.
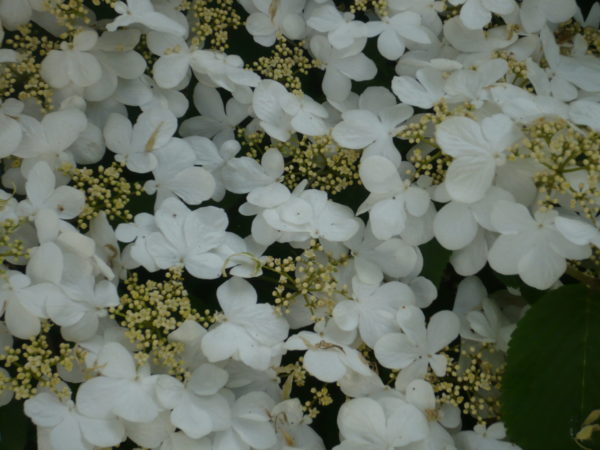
155, 364, 231, 439
18, 161, 85, 220
357, 155, 431, 240
213, 391, 278, 450
307, 4, 374, 50
201, 277, 289, 370
145, 197, 244, 279
452, 276, 515, 352
488, 200, 591, 289
285, 321, 372, 383
143, 138, 216, 208
106, 0, 186, 36
367, 10, 433, 60
103, 106, 177, 173
252, 79, 329, 141
24, 391, 126, 450
449, 0, 516, 30
435, 114, 519, 203
334, 395, 430, 449
243, 0, 306, 46
309, 35, 377, 102
375, 305, 460, 388
40, 29, 102, 89
76, 342, 162, 423
332, 277, 417, 347
331, 87, 413, 166
519, 0, 577, 33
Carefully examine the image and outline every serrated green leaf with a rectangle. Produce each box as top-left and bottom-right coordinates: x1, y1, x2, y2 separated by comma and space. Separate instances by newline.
0, 400, 27, 450
502, 284, 600, 450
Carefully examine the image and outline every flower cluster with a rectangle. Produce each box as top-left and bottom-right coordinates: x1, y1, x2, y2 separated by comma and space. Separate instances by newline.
0, 0, 598, 449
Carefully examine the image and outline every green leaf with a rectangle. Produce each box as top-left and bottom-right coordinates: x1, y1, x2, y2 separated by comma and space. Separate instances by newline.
419, 239, 451, 287
0, 400, 28, 450
502, 284, 600, 450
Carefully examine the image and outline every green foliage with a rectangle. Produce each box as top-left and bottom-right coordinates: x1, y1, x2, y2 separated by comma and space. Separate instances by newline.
502, 284, 600, 450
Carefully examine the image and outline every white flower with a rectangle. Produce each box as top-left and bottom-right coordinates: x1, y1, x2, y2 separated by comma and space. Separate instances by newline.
435, 114, 518, 203
190, 50, 260, 104
332, 87, 413, 166
245, 181, 360, 246
107, 0, 186, 36
374, 305, 460, 388
201, 277, 289, 370
143, 138, 216, 208
25, 391, 125, 450
433, 185, 514, 251
180, 85, 248, 144
155, 364, 230, 439
450, 0, 516, 30
307, 4, 373, 50
367, 11, 432, 60
455, 421, 520, 449
0, 0, 32, 30
186, 137, 241, 201
18, 161, 85, 221
223, 147, 283, 195
285, 323, 372, 383
0, 99, 24, 158
452, 277, 515, 351
357, 155, 431, 240
345, 222, 420, 285
252, 79, 329, 141
115, 212, 160, 271
104, 106, 177, 173
488, 200, 591, 289
76, 342, 162, 423
12, 108, 87, 162
334, 396, 429, 449
0, 270, 51, 339
145, 197, 242, 279
333, 277, 416, 347
213, 391, 278, 450
392, 67, 446, 109
519, 0, 577, 33
40, 29, 102, 89
245, 0, 306, 46
309, 35, 377, 102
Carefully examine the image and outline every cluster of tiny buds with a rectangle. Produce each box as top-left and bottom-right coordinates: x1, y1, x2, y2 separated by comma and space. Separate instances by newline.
109, 268, 204, 378
64, 161, 143, 230
509, 118, 600, 220
426, 343, 504, 425
0, 322, 86, 400
1, 24, 56, 111
349, 0, 389, 17
250, 34, 317, 94
265, 240, 350, 319
0, 218, 28, 274
182, 0, 242, 51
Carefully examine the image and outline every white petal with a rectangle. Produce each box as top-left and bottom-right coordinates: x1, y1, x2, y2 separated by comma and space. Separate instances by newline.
435, 117, 486, 158
374, 333, 418, 369
434, 202, 478, 250
446, 155, 495, 203
97, 342, 136, 379
303, 349, 347, 382
427, 310, 460, 353
517, 245, 565, 289
153, 54, 190, 89
359, 156, 402, 194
